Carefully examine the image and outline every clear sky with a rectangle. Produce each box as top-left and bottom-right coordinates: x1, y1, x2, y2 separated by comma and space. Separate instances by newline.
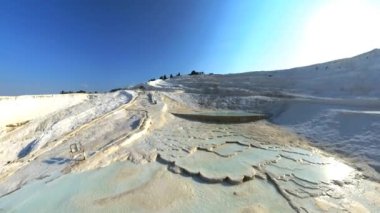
1, 0, 380, 95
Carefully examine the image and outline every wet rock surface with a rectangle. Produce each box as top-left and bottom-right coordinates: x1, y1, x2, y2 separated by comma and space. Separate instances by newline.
139, 116, 379, 212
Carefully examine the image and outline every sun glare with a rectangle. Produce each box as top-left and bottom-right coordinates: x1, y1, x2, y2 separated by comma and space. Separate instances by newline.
297, 0, 380, 65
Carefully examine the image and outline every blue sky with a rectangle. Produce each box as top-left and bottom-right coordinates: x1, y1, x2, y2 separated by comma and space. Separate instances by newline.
1, 0, 380, 95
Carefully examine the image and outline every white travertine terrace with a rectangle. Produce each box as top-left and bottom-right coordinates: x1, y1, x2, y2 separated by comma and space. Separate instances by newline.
1, 50, 380, 212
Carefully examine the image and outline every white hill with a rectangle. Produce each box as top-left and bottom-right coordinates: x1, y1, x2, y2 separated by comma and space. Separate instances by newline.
165, 48, 380, 99
0, 49, 379, 212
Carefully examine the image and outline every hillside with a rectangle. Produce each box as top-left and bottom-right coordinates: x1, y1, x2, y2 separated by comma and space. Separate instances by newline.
165, 49, 380, 98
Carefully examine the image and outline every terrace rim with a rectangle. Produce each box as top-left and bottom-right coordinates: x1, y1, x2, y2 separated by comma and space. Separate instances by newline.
171, 111, 267, 123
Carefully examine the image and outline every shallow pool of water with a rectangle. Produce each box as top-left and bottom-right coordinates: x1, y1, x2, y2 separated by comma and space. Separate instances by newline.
172, 111, 267, 123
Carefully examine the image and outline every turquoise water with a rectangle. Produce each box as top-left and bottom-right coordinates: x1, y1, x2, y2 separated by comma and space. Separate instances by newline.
0, 162, 160, 212
0, 161, 294, 213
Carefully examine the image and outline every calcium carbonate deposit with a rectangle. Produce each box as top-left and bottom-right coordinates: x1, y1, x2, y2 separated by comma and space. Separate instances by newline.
1, 50, 380, 212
